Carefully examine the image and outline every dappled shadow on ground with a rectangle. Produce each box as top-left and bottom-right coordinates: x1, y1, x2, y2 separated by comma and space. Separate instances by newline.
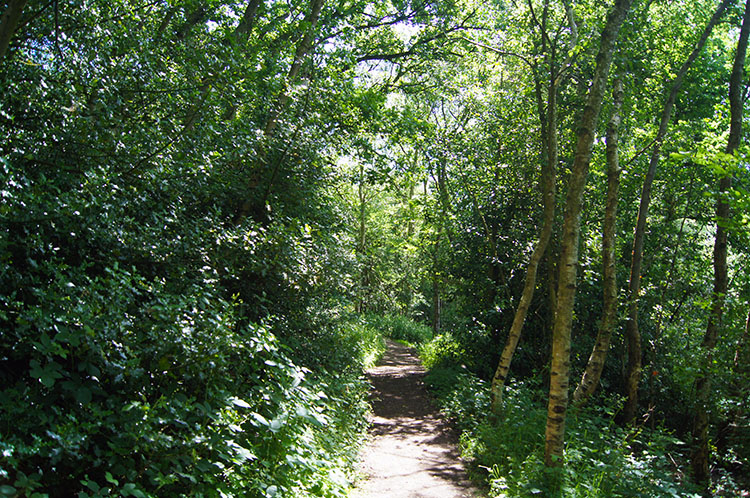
352, 340, 480, 498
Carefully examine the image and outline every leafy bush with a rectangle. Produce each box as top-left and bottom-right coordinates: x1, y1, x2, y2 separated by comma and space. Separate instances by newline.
0, 259, 372, 497
364, 314, 433, 345
423, 365, 703, 497
0, 95, 375, 496
419, 333, 466, 370
418, 320, 496, 379
283, 316, 386, 373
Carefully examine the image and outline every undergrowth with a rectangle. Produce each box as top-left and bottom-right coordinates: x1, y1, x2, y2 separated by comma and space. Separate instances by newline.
1, 307, 383, 498
363, 314, 433, 345
418, 333, 706, 498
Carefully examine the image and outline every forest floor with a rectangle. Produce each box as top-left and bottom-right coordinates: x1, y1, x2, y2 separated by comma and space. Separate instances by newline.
351, 340, 482, 498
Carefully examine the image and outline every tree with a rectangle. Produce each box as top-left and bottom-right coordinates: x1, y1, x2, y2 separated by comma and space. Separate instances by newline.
544, 0, 633, 467
691, 0, 750, 485
489, 0, 577, 413
0, 0, 27, 61
573, 78, 624, 405
622, 0, 733, 424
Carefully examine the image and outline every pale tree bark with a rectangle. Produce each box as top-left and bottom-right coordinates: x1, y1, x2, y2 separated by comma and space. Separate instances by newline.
623, 0, 733, 424
0, 0, 28, 62
490, 76, 557, 413
544, 0, 633, 468
691, 0, 750, 485
489, 0, 578, 414
573, 78, 624, 405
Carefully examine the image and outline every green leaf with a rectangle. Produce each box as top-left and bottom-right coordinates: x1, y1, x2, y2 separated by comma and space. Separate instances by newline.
75, 387, 93, 404
234, 445, 256, 463
231, 397, 251, 409
0, 485, 17, 496
250, 412, 269, 427
122, 483, 146, 498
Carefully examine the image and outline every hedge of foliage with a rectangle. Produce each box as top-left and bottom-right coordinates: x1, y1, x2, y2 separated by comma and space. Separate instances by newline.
0, 201, 381, 496
417, 331, 739, 497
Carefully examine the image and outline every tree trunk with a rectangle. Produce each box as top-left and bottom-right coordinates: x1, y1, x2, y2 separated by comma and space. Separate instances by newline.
176, 6, 209, 40
235, 0, 263, 39
235, 0, 325, 223
490, 74, 558, 413
357, 167, 367, 313
544, 0, 633, 468
623, 0, 733, 424
691, 0, 750, 485
432, 227, 442, 334
488, 0, 580, 412
0, 0, 28, 62
264, 0, 325, 136
573, 78, 624, 405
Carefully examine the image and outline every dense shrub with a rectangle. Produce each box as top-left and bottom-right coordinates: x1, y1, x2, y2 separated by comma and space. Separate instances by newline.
419, 334, 465, 370
0, 255, 377, 497
0, 71, 378, 495
364, 314, 433, 345
423, 356, 704, 497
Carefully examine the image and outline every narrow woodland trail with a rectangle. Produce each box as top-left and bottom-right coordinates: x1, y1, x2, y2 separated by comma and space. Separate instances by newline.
352, 340, 481, 498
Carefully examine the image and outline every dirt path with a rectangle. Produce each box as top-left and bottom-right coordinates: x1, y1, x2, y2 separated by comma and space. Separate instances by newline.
352, 340, 481, 498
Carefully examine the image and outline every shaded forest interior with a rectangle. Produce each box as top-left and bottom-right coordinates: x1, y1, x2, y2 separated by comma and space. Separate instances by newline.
2, 0, 750, 496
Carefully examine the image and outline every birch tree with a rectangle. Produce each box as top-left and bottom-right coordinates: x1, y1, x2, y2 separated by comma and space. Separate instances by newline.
573, 78, 624, 405
544, 0, 633, 467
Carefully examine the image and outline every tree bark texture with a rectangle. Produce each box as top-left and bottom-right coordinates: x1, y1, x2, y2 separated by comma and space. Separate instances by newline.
691, 0, 750, 485
544, 0, 633, 468
490, 76, 558, 414
0, 0, 28, 62
623, 0, 733, 425
573, 78, 624, 405
489, 0, 580, 413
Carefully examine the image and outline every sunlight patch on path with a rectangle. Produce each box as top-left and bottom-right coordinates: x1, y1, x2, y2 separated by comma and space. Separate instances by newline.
352, 340, 481, 498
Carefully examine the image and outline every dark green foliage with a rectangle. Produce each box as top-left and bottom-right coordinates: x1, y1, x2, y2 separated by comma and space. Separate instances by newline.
2, 0, 749, 493
418, 320, 496, 379
424, 362, 704, 497
0, 0, 403, 494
